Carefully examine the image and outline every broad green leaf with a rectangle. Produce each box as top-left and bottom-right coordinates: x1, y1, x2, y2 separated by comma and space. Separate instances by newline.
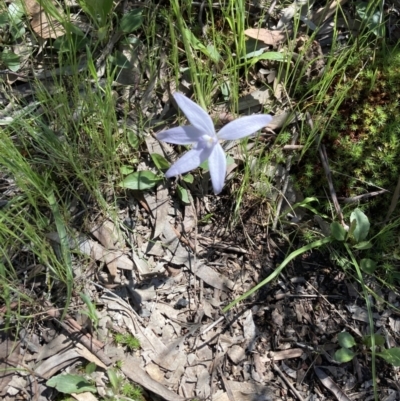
183, 173, 194, 184
0, 12, 9, 26
109, 50, 130, 68
127, 131, 139, 149
250, 51, 285, 66
8, 1, 24, 24
376, 348, 400, 366
360, 258, 377, 274
334, 347, 356, 363
107, 369, 119, 390
338, 332, 356, 348
363, 334, 385, 348
356, 2, 384, 37
177, 185, 190, 204
183, 29, 207, 52
352, 240, 372, 250
0, 51, 20, 72
226, 155, 235, 166
330, 221, 346, 241
120, 9, 143, 33
119, 171, 161, 191
206, 44, 221, 63
220, 81, 230, 100
151, 153, 170, 170
120, 165, 134, 175
85, 362, 96, 375
199, 159, 209, 170
348, 218, 357, 239
350, 208, 370, 242
81, 0, 113, 26
47, 374, 96, 394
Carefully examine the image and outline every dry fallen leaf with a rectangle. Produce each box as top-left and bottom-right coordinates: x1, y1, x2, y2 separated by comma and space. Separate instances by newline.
244, 28, 286, 46
23, 0, 66, 39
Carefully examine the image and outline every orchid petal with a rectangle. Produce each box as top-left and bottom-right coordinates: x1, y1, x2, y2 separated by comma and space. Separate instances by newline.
165, 146, 213, 178
208, 143, 226, 194
173, 93, 215, 135
157, 126, 204, 145
217, 114, 273, 140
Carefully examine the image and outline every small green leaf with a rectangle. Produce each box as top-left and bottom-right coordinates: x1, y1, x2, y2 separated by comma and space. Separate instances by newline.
206, 44, 221, 63
177, 185, 190, 204
362, 334, 385, 348
334, 347, 356, 363
376, 348, 400, 366
109, 50, 130, 68
352, 240, 372, 250
119, 171, 161, 191
120, 165, 134, 175
330, 221, 347, 241
350, 208, 370, 242
250, 51, 285, 65
120, 9, 143, 33
151, 153, 170, 170
183, 173, 194, 184
360, 258, 377, 274
127, 131, 139, 149
0, 51, 20, 72
338, 332, 356, 348
356, 2, 384, 37
200, 159, 209, 170
47, 374, 96, 394
85, 362, 96, 375
0, 12, 9, 26
8, 1, 24, 24
226, 155, 235, 166
107, 369, 119, 390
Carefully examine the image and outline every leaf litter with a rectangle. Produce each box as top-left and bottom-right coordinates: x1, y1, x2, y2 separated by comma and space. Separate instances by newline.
2, 0, 400, 400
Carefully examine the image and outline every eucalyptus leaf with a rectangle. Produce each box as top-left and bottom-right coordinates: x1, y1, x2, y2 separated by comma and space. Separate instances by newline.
47, 374, 96, 394
119, 171, 161, 191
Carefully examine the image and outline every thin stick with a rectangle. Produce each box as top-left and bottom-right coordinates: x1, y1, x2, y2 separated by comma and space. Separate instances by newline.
273, 363, 305, 401
319, 143, 346, 227
384, 175, 400, 223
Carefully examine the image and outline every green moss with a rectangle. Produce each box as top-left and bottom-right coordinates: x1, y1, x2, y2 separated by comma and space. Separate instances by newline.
295, 47, 400, 213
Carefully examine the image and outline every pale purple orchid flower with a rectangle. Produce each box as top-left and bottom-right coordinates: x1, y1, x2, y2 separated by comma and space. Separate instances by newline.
157, 92, 273, 194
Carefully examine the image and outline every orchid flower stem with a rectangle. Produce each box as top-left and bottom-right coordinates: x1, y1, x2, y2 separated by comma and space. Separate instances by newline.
222, 236, 333, 313
344, 242, 378, 401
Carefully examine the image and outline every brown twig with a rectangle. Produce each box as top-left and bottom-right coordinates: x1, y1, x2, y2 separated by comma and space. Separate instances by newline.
318, 143, 346, 228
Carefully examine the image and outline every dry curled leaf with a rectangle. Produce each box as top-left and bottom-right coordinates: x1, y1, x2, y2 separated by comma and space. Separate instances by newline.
23, 0, 66, 39
244, 28, 286, 46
